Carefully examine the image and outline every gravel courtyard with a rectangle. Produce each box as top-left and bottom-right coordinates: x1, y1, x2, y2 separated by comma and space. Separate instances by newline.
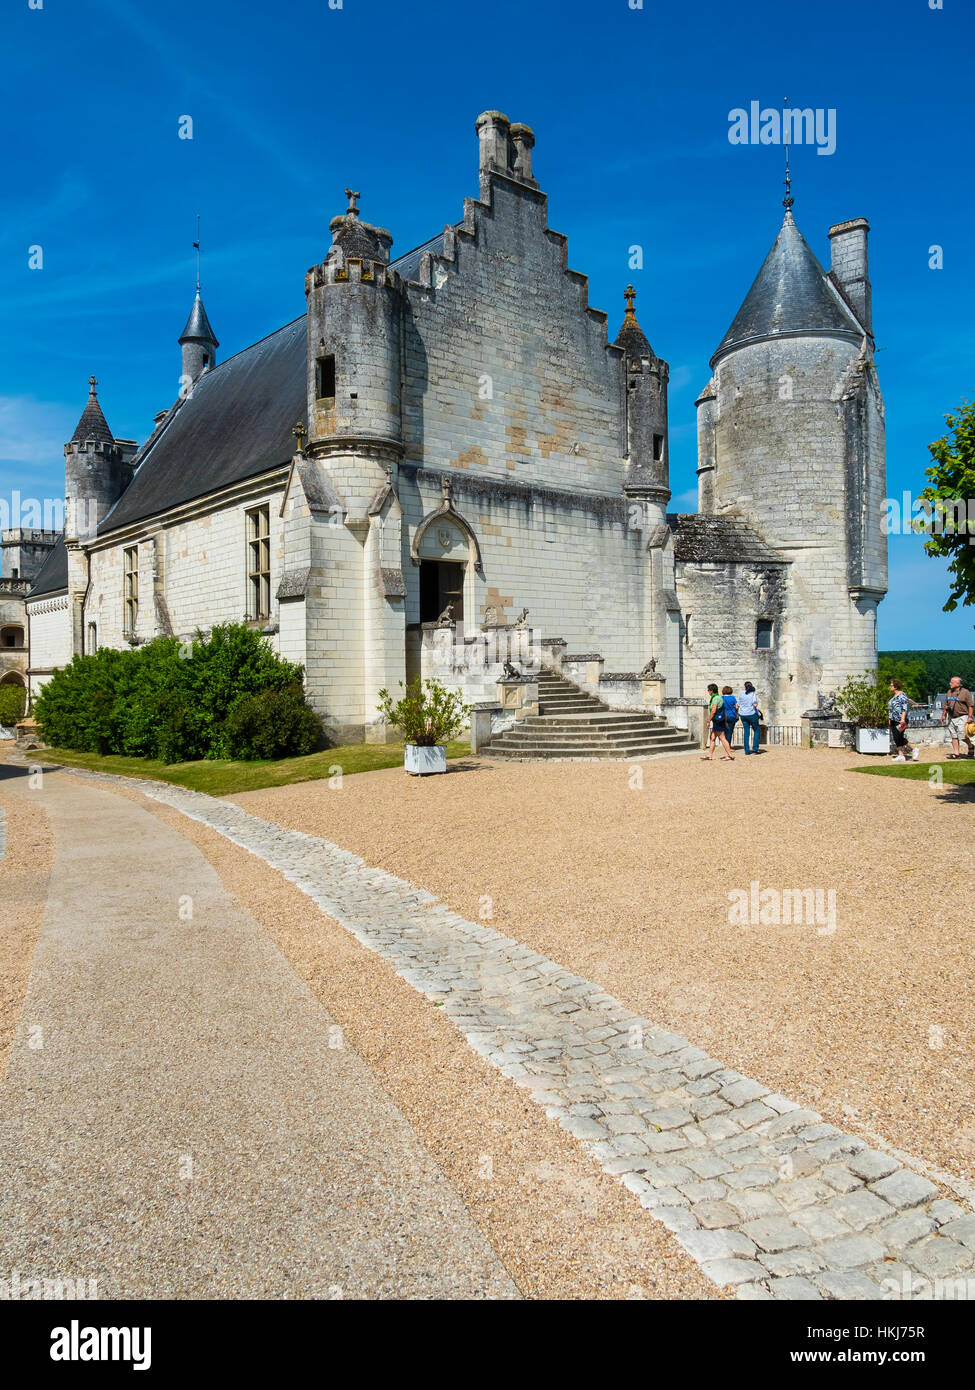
233, 747, 975, 1190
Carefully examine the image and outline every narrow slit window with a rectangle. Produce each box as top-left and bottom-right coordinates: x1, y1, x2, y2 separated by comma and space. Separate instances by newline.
247, 505, 271, 620
123, 547, 138, 635
652, 433, 664, 462
756, 619, 774, 650
317, 354, 336, 399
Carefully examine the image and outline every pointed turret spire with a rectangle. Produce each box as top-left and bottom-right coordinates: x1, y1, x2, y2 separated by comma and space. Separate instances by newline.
178, 219, 219, 385
614, 284, 653, 357
178, 290, 219, 384
710, 209, 863, 368
70, 375, 114, 445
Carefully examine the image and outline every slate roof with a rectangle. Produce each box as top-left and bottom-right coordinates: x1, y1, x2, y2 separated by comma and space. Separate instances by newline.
70, 389, 114, 446
390, 233, 447, 282
670, 513, 786, 565
99, 316, 307, 535
614, 312, 653, 358
84, 219, 463, 538
711, 210, 863, 368
179, 292, 219, 346
27, 534, 68, 598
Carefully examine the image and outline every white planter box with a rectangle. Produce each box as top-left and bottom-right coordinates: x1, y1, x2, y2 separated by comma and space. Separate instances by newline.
404, 743, 447, 775
856, 727, 890, 755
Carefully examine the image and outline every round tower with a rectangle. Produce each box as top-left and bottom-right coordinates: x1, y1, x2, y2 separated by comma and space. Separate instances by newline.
63, 377, 129, 543
698, 200, 887, 719
304, 190, 403, 514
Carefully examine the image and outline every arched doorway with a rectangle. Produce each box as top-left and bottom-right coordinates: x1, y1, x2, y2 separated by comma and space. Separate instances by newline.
415, 516, 471, 626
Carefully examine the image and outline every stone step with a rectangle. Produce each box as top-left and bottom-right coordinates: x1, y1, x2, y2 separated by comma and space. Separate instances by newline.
524, 714, 667, 729
485, 668, 697, 761
491, 739, 695, 756
497, 725, 683, 745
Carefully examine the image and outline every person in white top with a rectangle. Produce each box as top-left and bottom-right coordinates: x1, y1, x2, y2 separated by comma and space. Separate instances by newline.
738, 682, 761, 756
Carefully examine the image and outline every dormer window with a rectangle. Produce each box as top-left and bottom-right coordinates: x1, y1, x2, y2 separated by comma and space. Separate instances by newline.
317, 354, 336, 399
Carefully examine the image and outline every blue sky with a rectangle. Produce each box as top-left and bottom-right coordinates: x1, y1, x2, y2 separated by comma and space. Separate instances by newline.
3, 0, 972, 648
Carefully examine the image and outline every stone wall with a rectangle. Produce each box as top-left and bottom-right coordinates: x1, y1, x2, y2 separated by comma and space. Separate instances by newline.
84, 483, 286, 654
676, 559, 789, 719
26, 595, 70, 697
401, 176, 626, 497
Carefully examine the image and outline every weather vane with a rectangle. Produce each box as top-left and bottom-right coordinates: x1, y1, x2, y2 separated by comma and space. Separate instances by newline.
782, 97, 794, 211
193, 214, 201, 291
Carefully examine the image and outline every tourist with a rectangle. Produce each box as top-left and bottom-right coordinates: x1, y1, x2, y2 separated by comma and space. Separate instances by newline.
721, 686, 739, 747
887, 679, 919, 763
701, 682, 734, 761
942, 676, 974, 759
738, 681, 761, 755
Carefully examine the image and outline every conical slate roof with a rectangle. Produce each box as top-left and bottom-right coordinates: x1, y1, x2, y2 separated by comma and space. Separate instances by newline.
179, 291, 218, 346
70, 380, 114, 446
711, 210, 863, 367
614, 285, 654, 357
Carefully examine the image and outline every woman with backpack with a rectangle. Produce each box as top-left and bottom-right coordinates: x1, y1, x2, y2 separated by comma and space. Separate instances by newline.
701, 682, 735, 761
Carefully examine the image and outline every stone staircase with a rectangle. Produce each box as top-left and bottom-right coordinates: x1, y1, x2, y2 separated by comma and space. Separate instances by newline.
486, 668, 699, 761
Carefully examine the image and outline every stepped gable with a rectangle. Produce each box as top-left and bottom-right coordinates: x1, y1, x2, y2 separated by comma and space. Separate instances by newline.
671, 514, 785, 565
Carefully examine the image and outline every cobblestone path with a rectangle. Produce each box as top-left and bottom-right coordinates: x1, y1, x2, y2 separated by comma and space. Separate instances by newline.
48, 769, 975, 1300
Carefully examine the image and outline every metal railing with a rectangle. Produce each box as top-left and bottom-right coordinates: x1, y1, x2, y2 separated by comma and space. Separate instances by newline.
728, 722, 803, 748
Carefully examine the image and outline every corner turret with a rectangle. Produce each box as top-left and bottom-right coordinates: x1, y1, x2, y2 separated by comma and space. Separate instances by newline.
303, 189, 403, 502
616, 286, 670, 526
64, 377, 133, 543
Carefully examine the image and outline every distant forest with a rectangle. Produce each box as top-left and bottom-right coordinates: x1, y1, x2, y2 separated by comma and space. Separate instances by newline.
879, 650, 975, 703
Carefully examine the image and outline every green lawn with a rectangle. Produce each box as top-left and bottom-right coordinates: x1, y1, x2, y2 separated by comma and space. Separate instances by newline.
853, 758, 975, 784
34, 740, 472, 796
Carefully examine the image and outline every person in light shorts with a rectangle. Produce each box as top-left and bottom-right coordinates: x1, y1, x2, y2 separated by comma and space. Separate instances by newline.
942, 677, 974, 759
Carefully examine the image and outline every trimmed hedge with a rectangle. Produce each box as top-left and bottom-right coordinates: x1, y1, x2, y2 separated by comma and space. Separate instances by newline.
34, 625, 322, 763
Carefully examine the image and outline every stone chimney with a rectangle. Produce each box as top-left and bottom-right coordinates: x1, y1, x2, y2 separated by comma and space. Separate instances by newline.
509, 123, 536, 185
828, 218, 872, 336
476, 110, 511, 180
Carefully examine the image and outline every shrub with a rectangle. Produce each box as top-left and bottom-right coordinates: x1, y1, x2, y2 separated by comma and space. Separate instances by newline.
223, 683, 322, 760
376, 678, 470, 746
0, 684, 26, 725
834, 673, 891, 729
33, 623, 309, 762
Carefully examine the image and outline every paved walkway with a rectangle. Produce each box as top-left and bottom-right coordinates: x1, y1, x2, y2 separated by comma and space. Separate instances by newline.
0, 768, 518, 1299
116, 771, 975, 1302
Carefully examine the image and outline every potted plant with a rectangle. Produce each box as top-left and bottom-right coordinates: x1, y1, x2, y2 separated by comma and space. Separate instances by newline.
377, 677, 470, 775
835, 673, 891, 754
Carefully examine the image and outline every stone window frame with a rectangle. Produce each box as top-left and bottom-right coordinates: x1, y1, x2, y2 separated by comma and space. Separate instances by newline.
123, 546, 139, 635
246, 504, 272, 621
756, 618, 774, 651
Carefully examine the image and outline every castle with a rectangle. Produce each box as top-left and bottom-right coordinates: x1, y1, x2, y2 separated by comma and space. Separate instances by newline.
19, 110, 887, 741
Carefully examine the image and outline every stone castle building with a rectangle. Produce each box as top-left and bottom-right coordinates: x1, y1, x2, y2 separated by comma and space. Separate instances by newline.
25, 110, 886, 739
1, 529, 57, 709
